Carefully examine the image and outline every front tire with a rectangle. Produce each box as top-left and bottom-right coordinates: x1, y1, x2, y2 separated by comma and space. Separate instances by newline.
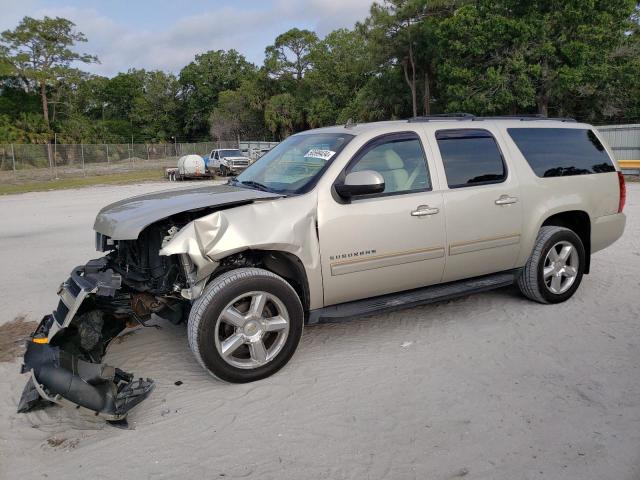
517, 226, 585, 304
187, 268, 303, 383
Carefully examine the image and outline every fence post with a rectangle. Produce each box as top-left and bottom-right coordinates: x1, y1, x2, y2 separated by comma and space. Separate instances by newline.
146, 144, 150, 161
47, 143, 53, 176
54, 134, 57, 172
81, 143, 85, 175
106, 143, 110, 163
11, 143, 16, 172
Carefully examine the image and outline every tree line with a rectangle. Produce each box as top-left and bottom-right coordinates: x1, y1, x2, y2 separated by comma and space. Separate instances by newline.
1, 0, 639, 145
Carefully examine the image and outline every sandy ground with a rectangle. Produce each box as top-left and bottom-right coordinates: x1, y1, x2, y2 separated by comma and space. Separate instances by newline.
0, 182, 639, 480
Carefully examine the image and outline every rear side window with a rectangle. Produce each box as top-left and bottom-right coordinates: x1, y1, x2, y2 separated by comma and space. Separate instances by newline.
436, 129, 506, 188
507, 128, 615, 178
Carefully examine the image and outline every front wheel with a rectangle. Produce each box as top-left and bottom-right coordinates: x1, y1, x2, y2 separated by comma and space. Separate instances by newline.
517, 226, 585, 304
187, 268, 303, 383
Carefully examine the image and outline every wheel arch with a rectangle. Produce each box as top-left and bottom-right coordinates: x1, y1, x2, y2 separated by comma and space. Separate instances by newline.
540, 210, 591, 273
211, 250, 311, 313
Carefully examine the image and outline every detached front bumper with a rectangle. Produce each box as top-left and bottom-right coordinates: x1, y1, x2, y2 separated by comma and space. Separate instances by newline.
20, 339, 154, 421
18, 261, 155, 422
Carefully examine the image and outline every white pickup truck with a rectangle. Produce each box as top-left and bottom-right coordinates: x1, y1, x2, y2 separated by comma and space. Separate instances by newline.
19, 115, 626, 423
209, 148, 251, 176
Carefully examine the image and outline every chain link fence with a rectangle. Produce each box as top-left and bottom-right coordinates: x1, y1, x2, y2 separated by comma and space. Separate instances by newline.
0, 140, 252, 182
5, 126, 632, 183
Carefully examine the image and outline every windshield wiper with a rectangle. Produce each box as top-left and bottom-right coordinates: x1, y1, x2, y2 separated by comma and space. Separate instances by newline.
239, 180, 272, 192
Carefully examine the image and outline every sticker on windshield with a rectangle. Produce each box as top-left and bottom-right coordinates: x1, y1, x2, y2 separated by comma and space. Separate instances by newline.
304, 149, 336, 161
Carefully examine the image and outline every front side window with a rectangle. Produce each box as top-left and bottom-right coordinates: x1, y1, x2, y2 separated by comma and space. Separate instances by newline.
507, 128, 615, 178
436, 129, 506, 188
235, 133, 354, 194
347, 134, 431, 195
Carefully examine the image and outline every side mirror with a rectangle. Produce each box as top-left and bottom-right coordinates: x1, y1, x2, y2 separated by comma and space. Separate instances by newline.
335, 170, 385, 199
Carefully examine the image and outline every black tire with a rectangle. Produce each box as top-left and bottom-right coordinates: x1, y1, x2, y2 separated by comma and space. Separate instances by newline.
187, 268, 303, 383
220, 165, 227, 177
517, 226, 586, 304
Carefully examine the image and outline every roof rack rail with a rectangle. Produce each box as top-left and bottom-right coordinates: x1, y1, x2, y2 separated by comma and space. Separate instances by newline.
408, 113, 475, 122
344, 118, 357, 129
407, 114, 577, 123
474, 115, 577, 123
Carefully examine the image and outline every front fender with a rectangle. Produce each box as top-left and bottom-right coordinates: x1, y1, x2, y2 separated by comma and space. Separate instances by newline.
160, 194, 324, 309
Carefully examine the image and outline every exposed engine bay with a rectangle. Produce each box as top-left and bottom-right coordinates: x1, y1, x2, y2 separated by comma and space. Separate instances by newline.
18, 218, 195, 425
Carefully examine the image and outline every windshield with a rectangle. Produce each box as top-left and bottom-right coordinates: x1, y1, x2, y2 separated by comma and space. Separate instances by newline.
234, 133, 354, 194
220, 149, 243, 157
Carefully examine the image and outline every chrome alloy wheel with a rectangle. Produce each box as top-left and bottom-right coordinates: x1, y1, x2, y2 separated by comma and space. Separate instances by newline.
543, 240, 579, 294
214, 291, 290, 369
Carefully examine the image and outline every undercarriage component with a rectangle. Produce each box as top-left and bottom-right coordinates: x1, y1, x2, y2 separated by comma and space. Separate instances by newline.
20, 340, 154, 420
17, 259, 162, 422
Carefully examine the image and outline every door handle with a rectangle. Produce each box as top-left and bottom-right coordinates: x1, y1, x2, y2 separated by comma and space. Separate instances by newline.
411, 205, 440, 217
495, 195, 518, 206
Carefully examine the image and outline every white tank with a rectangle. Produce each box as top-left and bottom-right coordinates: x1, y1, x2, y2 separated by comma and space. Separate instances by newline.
177, 154, 206, 177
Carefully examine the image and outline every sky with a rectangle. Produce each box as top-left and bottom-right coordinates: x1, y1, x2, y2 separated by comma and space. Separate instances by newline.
0, 0, 374, 77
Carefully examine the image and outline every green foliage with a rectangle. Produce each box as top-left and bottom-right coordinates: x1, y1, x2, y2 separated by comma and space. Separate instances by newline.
265, 93, 302, 138
0, 16, 98, 127
265, 28, 319, 80
1, 5, 639, 144
179, 50, 257, 138
437, 0, 640, 117
0, 112, 51, 143
101, 71, 145, 120
306, 29, 373, 125
0, 85, 40, 116
210, 87, 266, 140
130, 70, 180, 142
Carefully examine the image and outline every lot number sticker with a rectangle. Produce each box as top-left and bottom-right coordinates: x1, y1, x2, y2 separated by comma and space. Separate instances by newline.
304, 149, 336, 161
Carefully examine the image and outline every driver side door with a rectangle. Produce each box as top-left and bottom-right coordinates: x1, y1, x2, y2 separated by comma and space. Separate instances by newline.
318, 132, 446, 306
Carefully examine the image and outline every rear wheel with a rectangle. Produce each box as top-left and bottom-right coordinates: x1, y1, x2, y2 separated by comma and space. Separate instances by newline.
517, 226, 585, 304
188, 268, 303, 383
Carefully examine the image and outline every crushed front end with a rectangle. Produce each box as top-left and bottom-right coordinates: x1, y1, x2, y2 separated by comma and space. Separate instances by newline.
17, 260, 157, 422
18, 224, 189, 422
16, 185, 287, 423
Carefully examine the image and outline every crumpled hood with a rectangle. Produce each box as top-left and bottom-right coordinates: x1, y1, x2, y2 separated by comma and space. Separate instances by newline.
94, 184, 281, 240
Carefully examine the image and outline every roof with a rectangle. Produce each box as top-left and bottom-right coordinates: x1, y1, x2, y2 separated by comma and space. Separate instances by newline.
301, 115, 592, 138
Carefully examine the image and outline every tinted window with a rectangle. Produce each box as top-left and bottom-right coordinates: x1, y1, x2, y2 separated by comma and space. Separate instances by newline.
436, 129, 506, 188
348, 134, 431, 194
507, 128, 615, 178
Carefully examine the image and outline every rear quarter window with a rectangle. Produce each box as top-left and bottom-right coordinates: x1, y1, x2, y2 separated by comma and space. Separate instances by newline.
507, 128, 616, 178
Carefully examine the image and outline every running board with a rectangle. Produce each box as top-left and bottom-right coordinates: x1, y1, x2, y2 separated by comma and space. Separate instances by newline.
307, 270, 519, 324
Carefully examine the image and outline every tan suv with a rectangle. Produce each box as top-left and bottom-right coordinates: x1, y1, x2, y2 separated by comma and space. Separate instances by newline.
19, 115, 626, 423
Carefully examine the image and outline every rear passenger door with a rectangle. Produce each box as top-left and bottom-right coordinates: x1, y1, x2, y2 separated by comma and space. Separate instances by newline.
432, 128, 523, 282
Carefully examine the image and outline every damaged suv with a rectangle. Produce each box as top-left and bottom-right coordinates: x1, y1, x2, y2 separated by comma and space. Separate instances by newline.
19, 115, 626, 423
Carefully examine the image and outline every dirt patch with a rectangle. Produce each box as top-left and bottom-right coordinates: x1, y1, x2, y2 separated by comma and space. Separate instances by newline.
46, 437, 66, 448
0, 315, 38, 362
